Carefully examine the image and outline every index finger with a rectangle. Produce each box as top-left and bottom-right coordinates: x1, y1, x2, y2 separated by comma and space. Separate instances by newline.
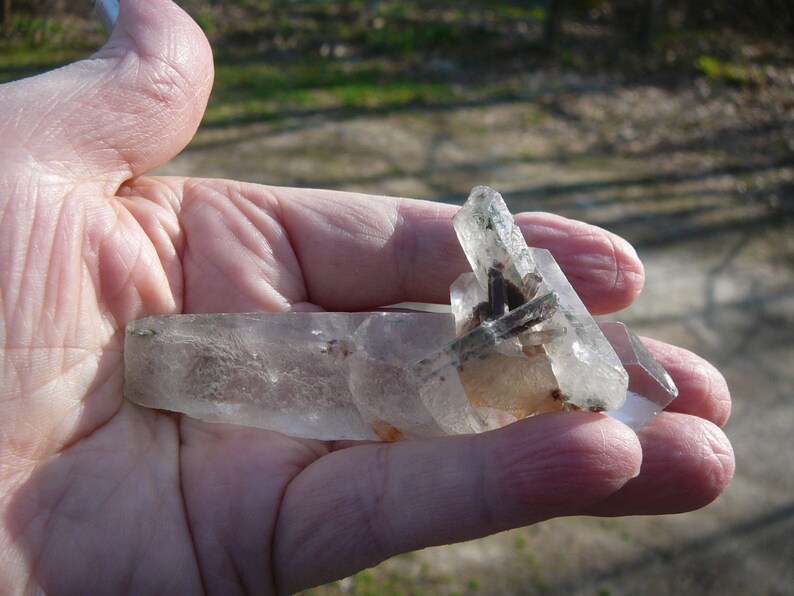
269, 186, 645, 313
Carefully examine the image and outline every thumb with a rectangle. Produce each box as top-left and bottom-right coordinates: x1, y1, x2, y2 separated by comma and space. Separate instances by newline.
0, 0, 213, 186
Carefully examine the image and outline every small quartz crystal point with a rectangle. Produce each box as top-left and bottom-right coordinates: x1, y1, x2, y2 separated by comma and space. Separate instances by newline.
124, 186, 678, 440
600, 322, 679, 430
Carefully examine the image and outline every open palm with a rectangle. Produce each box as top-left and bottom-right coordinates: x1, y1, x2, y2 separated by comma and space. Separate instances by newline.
0, 1, 734, 593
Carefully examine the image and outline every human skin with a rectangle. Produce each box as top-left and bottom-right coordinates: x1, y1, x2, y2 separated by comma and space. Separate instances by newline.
0, 0, 734, 593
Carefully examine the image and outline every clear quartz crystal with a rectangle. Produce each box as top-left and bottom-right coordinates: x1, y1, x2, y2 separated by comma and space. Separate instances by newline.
124, 186, 678, 439
125, 312, 466, 440
599, 322, 679, 430
449, 186, 628, 412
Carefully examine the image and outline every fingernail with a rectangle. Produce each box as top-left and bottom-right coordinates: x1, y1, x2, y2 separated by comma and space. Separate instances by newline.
95, 0, 119, 32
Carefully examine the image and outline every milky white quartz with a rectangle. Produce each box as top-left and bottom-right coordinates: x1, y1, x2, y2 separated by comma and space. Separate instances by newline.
123, 186, 677, 439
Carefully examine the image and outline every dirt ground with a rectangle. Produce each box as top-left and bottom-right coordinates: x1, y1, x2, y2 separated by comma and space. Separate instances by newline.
156, 69, 794, 594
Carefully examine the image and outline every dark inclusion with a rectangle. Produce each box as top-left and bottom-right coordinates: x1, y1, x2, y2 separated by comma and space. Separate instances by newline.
464, 266, 549, 333
487, 266, 538, 320
441, 268, 560, 373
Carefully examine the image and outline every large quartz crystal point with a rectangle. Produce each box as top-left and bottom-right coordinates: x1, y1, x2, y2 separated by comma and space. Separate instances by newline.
124, 311, 488, 441
452, 186, 629, 411
600, 322, 679, 430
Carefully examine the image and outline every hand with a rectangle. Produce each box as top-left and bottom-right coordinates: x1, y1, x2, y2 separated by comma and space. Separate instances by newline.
0, 1, 734, 592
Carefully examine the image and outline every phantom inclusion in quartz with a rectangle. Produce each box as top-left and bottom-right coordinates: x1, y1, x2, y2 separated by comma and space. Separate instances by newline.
124, 186, 678, 439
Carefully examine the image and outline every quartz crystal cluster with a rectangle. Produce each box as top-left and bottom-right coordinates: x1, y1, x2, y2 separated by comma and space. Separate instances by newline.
124, 186, 678, 439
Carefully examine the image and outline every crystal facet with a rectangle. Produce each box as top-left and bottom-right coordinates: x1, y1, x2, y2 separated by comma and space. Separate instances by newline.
123, 186, 677, 439
599, 322, 679, 430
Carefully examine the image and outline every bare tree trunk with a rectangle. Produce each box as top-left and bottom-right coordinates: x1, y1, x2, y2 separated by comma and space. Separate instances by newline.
544, 0, 561, 49
1, 0, 11, 37
638, 0, 665, 52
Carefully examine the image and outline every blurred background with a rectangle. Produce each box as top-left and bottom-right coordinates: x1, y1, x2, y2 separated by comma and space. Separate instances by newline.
2, 1, 793, 593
